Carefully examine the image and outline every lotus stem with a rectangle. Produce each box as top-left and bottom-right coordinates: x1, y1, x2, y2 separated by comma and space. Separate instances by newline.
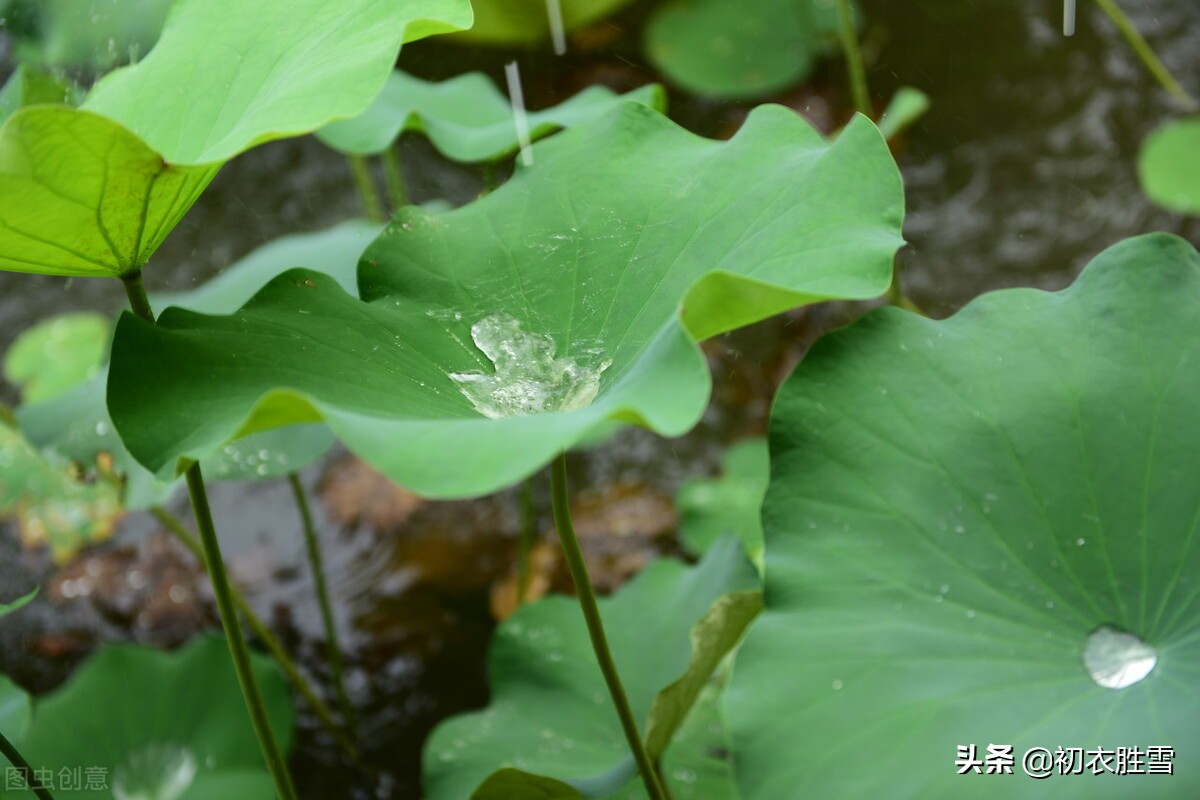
0, 730, 55, 800
381, 147, 409, 211
184, 465, 299, 800
347, 155, 386, 223
150, 506, 359, 762
549, 454, 667, 800
835, 0, 871, 117
481, 161, 501, 193
517, 476, 536, 605
287, 472, 355, 728
121, 274, 298, 800
1093, 0, 1197, 110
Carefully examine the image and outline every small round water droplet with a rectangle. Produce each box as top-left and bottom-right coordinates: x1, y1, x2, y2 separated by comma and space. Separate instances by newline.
831, 679, 844, 691
1076, 538, 1086, 546
1083, 626, 1156, 689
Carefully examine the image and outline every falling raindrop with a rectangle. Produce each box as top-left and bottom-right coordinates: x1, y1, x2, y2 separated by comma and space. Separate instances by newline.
1083, 626, 1157, 689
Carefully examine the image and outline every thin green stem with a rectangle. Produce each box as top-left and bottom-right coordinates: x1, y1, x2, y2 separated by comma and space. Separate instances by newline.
347, 155, 386, 223
150, 506, 359, 761
0, 729, 55, 800
835, 0, 871, 117
1094, 0, 1197, 110
185, 464, 299, 800
549, 455, 667, 800
287, 472, 354, 727
0, 400, 15, 428
380, 147, 409, 212
481, 161, 501, 194
120, 270, 157, 323
119, 273, 297, 800
517, 477, 536, 605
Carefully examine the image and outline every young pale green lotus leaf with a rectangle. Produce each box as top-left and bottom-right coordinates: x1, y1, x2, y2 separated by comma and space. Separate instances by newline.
82, 0, 475, 166
726, 233, 1200, 799
644, 0, 848, 99
424, 537, 757, 799
876, 86, 931, 141
0, 676, 31, 748
107, 103, 904, 498
1139, 116, 1200, 215
0, 423, 123, 562
317, 71, 666, 163
3, 312, 109, 404
676, 439, 768, 568
15, 635, 292, 800
452, 0, 633, 44
0, 106, 218, 278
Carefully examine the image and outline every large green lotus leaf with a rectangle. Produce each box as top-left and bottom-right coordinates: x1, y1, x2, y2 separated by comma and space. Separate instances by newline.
726, 233, 1200, 799
0, 105, 218, 277
14, 635, 292, 800
107, 104, 904, 498
152, 219, 384, 313
453, 0, 633, 45
82, 0, 475, 165
676, 438, 768, 568
317, 70, 665, 162
1139, 116, 1200, 215
0, 677, 31, 749
0, 423, 123, 562
424, 537, 757, 799
644, 0, 847, 99
3, 312, 109, 404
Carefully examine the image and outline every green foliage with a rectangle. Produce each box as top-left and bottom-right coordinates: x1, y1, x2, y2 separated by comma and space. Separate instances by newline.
3, 312, 109, 403
107, 104, 904, 498
877, 86, 931, 141
0, 0, 472, 279
13, 636, 293, 799
0, 677, 31, 749
0, 65, 78, 124
0, 423, 123, 562
11, 222, 373, 511
727, 234, 1200, 799
676, 439, 768, 568
644, 0, 848, 99
0, 106, 218, 278
152, 220, 384, 313
317, 71, 665, 163
452, 0, 633, 45
81, 0, 475, 165
37, 0, 174, 71
423, 537, 757, 799
1139, 116, 1200, 215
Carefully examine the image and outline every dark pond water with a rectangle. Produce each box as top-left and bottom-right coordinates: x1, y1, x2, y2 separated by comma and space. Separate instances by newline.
1, 0, 1198, 797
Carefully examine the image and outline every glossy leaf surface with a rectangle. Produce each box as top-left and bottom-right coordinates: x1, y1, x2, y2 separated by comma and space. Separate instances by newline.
727, 234, 1200, 799
108, 105, 904, 498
